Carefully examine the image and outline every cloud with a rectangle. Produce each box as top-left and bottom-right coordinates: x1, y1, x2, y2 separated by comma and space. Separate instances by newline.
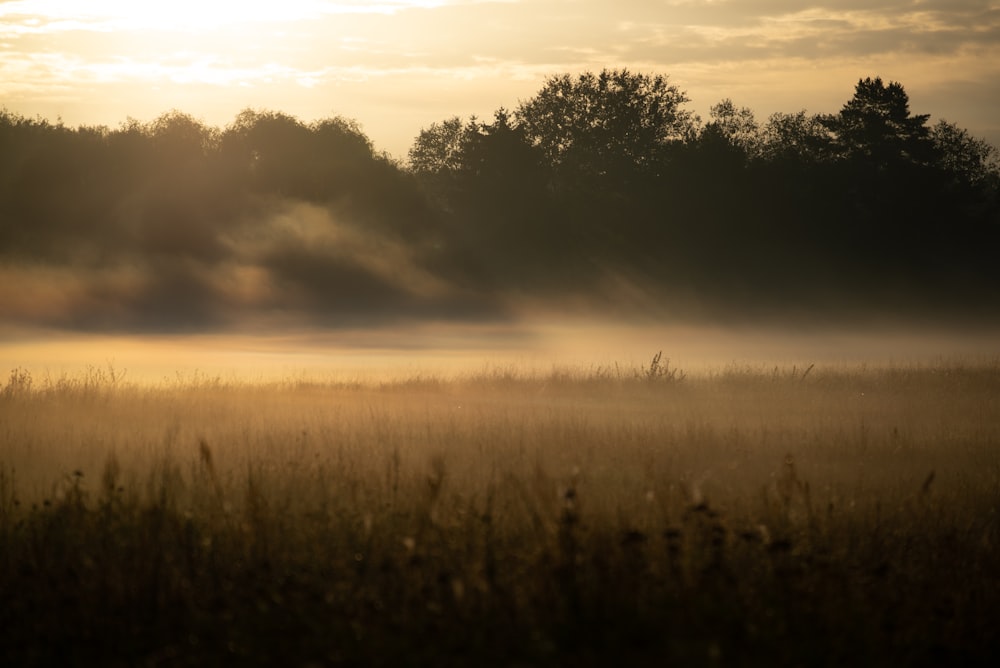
7, 1, 993, 80
1, 0, 997, 162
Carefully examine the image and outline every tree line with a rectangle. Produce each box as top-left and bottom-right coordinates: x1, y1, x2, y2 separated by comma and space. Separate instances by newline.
0, 109, 436, 260
1, 71, 998, 330
409, 71, 1000, 322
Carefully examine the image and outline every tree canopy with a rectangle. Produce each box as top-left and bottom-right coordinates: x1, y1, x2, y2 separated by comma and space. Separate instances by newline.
822, 77, 934, 168
407, 73, 999, 322
514, 69, 696, 187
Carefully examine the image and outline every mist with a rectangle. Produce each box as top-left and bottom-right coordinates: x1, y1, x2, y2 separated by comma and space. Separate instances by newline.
2, 74, 999, 379
4, 319, 998, 385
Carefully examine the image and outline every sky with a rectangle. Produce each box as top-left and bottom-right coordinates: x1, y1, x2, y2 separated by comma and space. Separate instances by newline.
1, 0, 999, 159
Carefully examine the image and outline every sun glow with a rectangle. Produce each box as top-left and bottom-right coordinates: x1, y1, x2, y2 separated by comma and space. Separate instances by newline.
0, 1, 453, 94
0, 0, 448, 33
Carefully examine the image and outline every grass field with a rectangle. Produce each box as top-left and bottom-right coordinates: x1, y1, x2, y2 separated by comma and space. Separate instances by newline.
1, 359, 998, 666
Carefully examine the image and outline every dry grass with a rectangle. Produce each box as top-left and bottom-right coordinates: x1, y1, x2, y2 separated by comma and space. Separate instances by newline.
1, 359, 998, 666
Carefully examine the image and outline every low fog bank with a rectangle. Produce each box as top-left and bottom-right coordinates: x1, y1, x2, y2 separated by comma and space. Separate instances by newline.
5, 186, 994, 339
1, 185, 996, 337
0, 196, 500, 335
2, 319, 997, 384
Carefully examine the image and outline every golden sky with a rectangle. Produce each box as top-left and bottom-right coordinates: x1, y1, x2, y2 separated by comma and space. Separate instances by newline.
2, 0, 999, 157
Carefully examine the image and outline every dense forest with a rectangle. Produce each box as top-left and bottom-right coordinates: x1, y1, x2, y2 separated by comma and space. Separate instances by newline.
2, 71, 998, 332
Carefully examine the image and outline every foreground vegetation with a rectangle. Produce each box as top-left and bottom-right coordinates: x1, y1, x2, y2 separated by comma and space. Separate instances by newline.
1, 360, 999, 666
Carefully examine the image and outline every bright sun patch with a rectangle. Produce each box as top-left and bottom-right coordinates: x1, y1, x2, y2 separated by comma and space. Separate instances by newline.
0, 0, 453, 90
0, 0, 449, 32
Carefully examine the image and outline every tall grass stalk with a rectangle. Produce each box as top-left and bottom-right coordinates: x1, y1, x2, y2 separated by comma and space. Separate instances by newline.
1, 361, 998, 665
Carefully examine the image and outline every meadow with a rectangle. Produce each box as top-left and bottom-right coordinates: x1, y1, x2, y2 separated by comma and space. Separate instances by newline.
1, 358, 998, 666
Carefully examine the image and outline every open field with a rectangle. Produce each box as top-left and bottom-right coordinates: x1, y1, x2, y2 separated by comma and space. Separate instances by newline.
1, 359, 999, 666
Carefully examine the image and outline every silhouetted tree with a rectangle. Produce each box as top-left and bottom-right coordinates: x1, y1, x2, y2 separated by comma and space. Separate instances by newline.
454, 110, 542, 184
148, 111, 216, 163
0, 112, 113, 257
821, 77, 934, 170
407, 110, 566, 288
221, 110, 315, 197
930, 120, 999, 189
515, 69, 697, 190
705, 99, 760, 159
407, 116, 480, 214
408, 116, 472, 177
312, 116, 377, 195
757, 111, 832, 164
923, 120, 1000, 284
808, 77, 1000, 298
